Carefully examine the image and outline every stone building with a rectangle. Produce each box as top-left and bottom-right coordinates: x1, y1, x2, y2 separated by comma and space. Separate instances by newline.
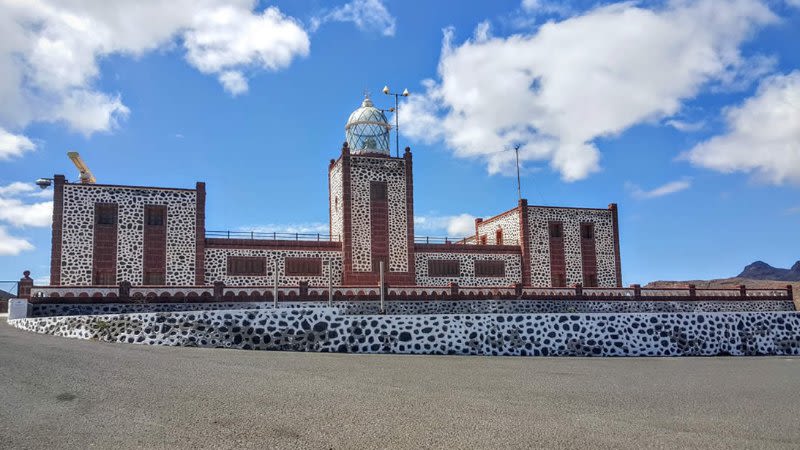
47, 96, 622, 289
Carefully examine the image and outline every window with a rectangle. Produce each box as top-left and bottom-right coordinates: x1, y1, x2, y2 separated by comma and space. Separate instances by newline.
285, 257, 322, 276
145, 205, 166, 226
93, 270, 115, 285
549, 222, 563, 238
227, 256, 267, 276
370, 181, 387, 201
479, 235, 487, 245
95, 204, 117, 225
495, 228, 503, 245
552, 273, 566, 287
581, 223, 594, 240
428, 259, 460, 277
583, 273, 598, 288
475, 260, 505, 277
143, 271, 165, 285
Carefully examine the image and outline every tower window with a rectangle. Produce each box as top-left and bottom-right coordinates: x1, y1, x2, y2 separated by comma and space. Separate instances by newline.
549, 222, 563, 238
581, 223, 594, 240
370, 181, 387, 201
95, 204, 117, 225
285, 258, 322, 276
145, 205, 166, 226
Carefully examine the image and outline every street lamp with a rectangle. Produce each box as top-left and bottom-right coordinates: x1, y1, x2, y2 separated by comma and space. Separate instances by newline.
382, 85, 409, 157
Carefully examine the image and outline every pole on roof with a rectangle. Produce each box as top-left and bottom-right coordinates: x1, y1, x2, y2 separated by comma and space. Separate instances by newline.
379, 260, 385, 314
514, 144, 522, 202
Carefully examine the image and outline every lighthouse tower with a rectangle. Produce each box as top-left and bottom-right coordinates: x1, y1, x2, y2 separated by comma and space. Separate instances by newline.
328, 95, 415, 285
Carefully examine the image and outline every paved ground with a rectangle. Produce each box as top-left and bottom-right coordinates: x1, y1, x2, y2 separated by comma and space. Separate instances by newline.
1, 321, 799, 449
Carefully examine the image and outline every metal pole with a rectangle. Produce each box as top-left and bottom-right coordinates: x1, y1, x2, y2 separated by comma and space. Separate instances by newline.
273, 265, 279, 308
328, 260, 333, 307
514, 144, 522, 201
395, 94, 399, 158
379, 260, 385, 314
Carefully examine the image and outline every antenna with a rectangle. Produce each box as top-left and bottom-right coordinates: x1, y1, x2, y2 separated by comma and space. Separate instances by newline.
514, 144, 522, 201
67, 151, 96, 184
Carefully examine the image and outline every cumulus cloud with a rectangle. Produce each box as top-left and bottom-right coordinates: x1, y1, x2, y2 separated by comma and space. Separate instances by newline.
310, 0, 396, 36
403, 0, 777, 181
0, 181, 53, 255
237, 222, 331, 235
0, 128, 36, 160
626, 179, 692, 199
0, 0, 309, 138
0, 226, 34, 256
684, 71, 800, 185
415, 213, 476, 237
664, 119, 706, 132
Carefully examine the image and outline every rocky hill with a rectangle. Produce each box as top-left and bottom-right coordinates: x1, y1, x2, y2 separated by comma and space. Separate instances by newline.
737, 261, 800, 281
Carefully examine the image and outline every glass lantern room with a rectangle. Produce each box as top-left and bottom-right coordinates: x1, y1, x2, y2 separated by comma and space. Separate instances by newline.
345, 96, 391, 155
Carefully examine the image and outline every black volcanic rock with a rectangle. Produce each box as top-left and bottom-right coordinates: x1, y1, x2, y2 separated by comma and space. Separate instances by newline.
737, 260, 800, 281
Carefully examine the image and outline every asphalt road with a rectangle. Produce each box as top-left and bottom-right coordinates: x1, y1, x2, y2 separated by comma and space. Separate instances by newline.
2, 320, 800, 449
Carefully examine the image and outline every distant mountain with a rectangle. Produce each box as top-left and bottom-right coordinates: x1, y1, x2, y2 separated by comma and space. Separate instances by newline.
737, 261, 800, 282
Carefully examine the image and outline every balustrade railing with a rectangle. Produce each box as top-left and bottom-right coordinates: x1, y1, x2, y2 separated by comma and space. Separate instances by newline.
206, 230, 340, 242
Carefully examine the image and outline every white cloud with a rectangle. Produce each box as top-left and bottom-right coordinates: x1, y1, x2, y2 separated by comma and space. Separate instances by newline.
520, 0, 572, 16
237, 222, 331, 235
218, 71, 249, 96
665, 119, 706, 132
415, 213, 476, 237
0, 226, 34, 256
403, 0, 777, 181
0, 1, 309, 136
684, 71, 800, 185
0, 197, 53, 228
626, 179, 692, 199
0, 182, 52, 199
310, 0, 396, 36
0, 128, 36, 160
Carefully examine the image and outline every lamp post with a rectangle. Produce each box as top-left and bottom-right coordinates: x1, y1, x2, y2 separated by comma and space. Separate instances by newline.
382, 85, 409, 157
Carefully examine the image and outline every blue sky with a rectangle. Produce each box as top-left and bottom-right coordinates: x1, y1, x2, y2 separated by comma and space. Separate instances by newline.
0, 0, 798, 287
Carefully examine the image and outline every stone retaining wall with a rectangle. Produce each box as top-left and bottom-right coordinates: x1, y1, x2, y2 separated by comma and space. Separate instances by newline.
9, 307, 800, 357
29, 299, 796, 318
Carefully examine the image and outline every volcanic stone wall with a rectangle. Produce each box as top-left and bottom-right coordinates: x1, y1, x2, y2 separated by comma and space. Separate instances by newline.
28, 299, 796, 318
414, 252, 523, 287
329, 159, 344, 241
527, 206, 617, 288
10, 308, 800, 356
349, 156, 409, 273
204, 248, 343, 286
477, 209, 521, 245
59, 184, 197, 285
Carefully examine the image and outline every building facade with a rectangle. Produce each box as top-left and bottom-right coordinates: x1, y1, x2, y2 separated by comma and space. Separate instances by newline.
48, 97, 622, 289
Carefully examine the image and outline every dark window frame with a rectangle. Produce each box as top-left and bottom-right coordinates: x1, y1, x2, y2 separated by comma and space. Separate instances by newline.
548, 222, 563, 239
475, 260, 506, 277
227, 256, 267, 276
370, 181, 388, 201
285, 257, 323, 277
581, 222, 595, 240
145, 205, 166, 226
428, 259, 460, 277
95, 203, 118, 226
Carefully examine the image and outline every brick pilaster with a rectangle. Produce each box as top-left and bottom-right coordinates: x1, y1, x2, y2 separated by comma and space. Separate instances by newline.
340, 143, 354, 284
195, 182, 206, 286
517, 199, 532, 287
609, 203, 623, 287
50, 175, 65, 285
404, 147, 416, 283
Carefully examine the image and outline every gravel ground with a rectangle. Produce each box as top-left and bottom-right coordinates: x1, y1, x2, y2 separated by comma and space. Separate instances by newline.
1, 320, 799, 449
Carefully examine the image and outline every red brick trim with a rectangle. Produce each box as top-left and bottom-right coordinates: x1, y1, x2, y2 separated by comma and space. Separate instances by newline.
414, 243, 522, 254
404, 147, 416, 282
205, 238, 341, 252
476, 205, 520, 227
92, 203, 118, 285
143, 205, 167, 285
195, 182, 206, 285
518, 199, 532, 286
341, 144, 354, 283
61, 181, 195, 192
609, 203, 623, 287
529, 204, 612, 212
579, 222, 597, 287
50, 175, 65, 285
